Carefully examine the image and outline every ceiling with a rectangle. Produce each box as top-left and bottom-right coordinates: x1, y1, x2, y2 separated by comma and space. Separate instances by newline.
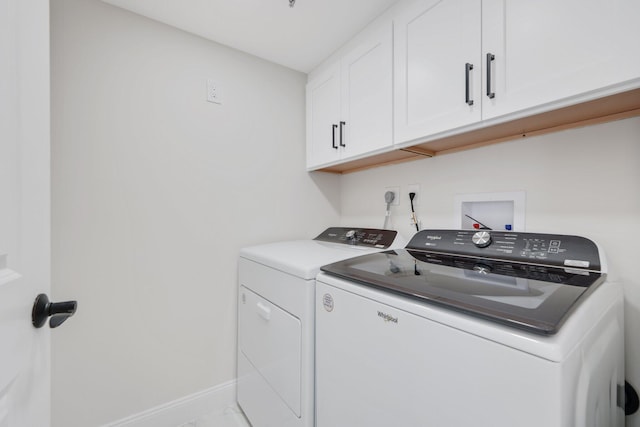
101, 0, 401, 73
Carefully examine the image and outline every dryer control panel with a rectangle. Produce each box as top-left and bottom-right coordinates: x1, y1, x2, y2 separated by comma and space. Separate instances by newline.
407, 229, 601, 271
314, 227, 397, 249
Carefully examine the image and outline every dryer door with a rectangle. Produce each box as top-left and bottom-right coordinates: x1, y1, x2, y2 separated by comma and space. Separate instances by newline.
238, 286, 301, 416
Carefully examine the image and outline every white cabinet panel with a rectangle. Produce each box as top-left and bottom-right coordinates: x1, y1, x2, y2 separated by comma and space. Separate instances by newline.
394, 0, 482, 144
306, 23, 393, 170
306, 63, 341, 168
341, 25, 393, 158
482, 0, 640, 119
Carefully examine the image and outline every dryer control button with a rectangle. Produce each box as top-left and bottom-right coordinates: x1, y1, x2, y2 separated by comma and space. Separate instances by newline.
472, 231, 492, 248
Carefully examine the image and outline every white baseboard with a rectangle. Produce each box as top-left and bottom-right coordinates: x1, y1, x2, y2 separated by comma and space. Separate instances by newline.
103, 380, 238, 427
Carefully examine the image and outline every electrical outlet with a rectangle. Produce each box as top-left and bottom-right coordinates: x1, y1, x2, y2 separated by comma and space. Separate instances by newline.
207, 79, 222, 104
384, 186, 400, 206
408, 184, 420, 206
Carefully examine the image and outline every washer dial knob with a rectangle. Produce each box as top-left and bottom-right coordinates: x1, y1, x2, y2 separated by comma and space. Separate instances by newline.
473, 263, 492, 274
345, 230, 357, 241
472, 231, 492, 248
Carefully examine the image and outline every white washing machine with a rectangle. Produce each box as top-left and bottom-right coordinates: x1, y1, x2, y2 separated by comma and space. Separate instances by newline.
316, 229, 625, 427
237, 227, 402, 427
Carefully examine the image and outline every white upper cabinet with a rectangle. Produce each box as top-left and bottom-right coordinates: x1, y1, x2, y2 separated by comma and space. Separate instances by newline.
394, 0, 482, 144
394, 0, 640, 146
340, 28, 393, 160
306, 63, 341, 168
307, 0, 640, 171
482, 0, 640, 120
306, 23, 393, 170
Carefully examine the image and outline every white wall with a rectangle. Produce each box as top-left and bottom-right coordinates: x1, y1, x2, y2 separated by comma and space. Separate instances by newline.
50, 1, 340, 426
340, 116, 640, 426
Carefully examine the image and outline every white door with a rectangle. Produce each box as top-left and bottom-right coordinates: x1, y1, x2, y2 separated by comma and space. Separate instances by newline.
1, 0, 52, 425
482, 0, 640, 120
394, 0, 481, 145
340, 22, 393, 159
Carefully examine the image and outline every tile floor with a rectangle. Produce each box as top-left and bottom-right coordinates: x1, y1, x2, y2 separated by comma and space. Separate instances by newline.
178, 404, 251, 427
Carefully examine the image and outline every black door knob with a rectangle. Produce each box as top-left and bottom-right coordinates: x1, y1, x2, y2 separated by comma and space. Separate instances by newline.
32, 293, 77, 328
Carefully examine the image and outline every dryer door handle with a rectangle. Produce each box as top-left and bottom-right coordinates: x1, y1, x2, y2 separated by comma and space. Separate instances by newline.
256, 302, 271, 321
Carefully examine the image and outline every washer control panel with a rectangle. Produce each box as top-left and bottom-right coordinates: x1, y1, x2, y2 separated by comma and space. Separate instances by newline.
315, 227, 398, 249
407, 229, 601, 271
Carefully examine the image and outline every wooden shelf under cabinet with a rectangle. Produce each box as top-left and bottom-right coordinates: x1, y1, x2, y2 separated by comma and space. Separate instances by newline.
315, 88, 640, 174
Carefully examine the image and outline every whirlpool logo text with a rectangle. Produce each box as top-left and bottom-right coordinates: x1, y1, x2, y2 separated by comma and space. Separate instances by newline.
377, 311, 398, 324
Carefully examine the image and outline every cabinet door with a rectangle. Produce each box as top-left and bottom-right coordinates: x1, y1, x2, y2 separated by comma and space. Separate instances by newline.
340, 23, 393, 159
394, 0, 482, 145
482, 0, 640, 120
306, 62, 341, 168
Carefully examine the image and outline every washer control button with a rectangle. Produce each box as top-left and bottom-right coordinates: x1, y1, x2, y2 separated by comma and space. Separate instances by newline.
472, 231, 492, 248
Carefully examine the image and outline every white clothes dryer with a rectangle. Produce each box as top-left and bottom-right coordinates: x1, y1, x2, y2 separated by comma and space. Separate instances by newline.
237, 227, 401, 427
